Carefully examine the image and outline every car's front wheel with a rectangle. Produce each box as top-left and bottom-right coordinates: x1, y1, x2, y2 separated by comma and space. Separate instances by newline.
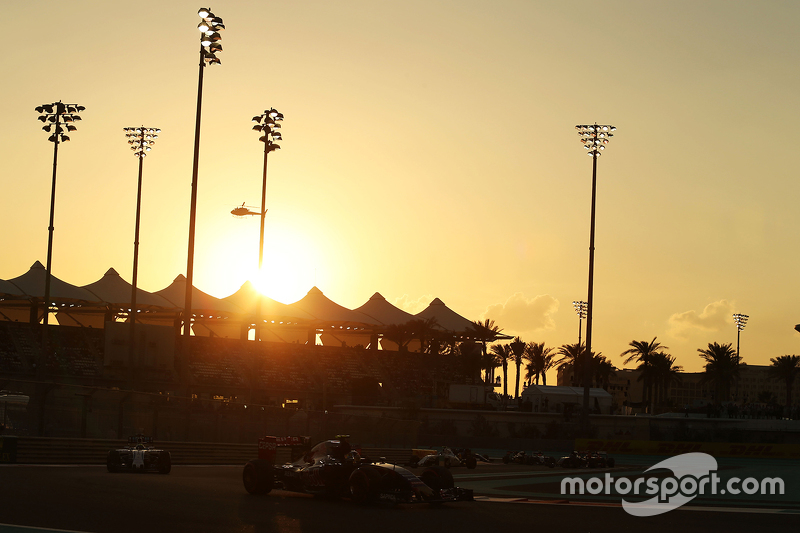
107, 450, 121, 473
158, 451, 172, 475
243, 459, 273, 494
349, 468, 381, 504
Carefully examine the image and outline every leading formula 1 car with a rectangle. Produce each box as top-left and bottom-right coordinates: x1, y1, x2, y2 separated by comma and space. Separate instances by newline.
243, 436, 474, 505
106, 435, 171, 474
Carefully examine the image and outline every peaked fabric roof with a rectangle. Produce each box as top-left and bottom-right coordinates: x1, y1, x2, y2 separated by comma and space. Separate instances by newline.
287, 286, 380, 326
353, 292, 416, 326
82, 268, 177, 309
4, 261, 98, 302
154, 274, 242, 316
414, 297, 476, 332
222, 280, 314, 322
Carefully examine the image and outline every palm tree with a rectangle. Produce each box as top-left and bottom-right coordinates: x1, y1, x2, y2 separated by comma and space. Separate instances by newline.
648, 352, 683, 409
697, 342, 743, 404
620, 338, 669, 413
592, 355, 616, 390
768, 355, 800, 409
382, 322, 413, 352
555, 343, 589, 387
469, 319, 504, 383
509, 336, 526, 399
406, 317, 439, 354
490, 343, 512, 407
524, 342, 556, 386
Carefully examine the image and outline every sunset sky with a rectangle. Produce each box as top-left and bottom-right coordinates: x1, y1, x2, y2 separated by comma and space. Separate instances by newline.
2, 1, 799, 385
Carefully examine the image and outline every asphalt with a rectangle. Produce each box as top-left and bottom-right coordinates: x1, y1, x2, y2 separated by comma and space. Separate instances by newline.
0, 457, 797, 533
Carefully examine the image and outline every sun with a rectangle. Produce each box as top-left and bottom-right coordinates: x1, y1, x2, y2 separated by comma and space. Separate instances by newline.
198, 218, 320, 304
250, 228, 319, 304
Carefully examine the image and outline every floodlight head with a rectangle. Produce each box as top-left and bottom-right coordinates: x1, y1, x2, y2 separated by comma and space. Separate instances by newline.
198, 7, 211, 18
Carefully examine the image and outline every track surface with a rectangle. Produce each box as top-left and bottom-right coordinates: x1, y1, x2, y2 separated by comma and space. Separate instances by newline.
0, 461, 797, 533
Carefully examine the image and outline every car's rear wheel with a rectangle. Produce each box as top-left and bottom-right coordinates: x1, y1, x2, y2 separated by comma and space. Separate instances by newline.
465, 456, 477, 469
243, 459, 273, 494
420, 465, 454, 491
349, 468, 381, 504
106, 450, 121, 473
158, 451, 172, 475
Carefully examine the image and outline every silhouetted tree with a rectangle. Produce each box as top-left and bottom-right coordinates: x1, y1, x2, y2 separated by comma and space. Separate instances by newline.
469, 319, 504, 383
490, 343, 512, 407
697, 342, 743, 404
510, 336, 526, 399
621, 338, 669, 413
768, 355, 800, 408
524, 342, 556, 386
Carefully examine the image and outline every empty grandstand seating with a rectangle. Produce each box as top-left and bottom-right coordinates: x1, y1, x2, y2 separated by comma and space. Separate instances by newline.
0, 322, 479, 407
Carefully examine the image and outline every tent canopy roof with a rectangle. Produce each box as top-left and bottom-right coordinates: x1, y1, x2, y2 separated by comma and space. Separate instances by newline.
154, 274, 242, 316
5, 261, 98, 302
414, 298, 476, 332
288, 287, 380, 327
353, 292, 416, 326
222, 280, 313, 322
82, 268, 177, 309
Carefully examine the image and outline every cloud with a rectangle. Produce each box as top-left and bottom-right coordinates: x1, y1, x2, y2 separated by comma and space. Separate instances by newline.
482, 293, 559, 333
392, 294, 434, 315
668, 300, 735, 337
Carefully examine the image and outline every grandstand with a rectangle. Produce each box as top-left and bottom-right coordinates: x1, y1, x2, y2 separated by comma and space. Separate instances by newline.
0, 320, 481, 440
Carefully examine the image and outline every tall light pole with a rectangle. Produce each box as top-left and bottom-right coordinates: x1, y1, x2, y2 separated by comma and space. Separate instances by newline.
251, 108, 283, 340
35, 101, 85, 326
572, 300, 587, 346
733, 312, 748, 400
575, 123, 616, 433
124, 126, 160, 387
184, 7, 224, 341
733, 313, 748, 358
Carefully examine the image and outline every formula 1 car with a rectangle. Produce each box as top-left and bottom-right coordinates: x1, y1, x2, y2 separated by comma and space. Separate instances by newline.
530, 451, 556, 468
416, 447, 477, 469
107, 435, 171, 474
556, 451, 588, 468
586, 451, 615, 468
243, 436, 474, 505
502, 450, 535, 465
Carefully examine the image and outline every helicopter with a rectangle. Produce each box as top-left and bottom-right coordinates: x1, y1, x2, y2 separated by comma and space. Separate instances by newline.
231, 202, 265, 218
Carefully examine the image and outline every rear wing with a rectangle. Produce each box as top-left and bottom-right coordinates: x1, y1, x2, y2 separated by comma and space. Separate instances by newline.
128, 435, 154, 445
258, 436, 310, 462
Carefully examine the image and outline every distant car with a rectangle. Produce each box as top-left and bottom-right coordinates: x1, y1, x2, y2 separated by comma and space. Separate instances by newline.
530, 451, 556, 468
556, 451, 588, 469
107, 435, 171, 474
243, 436, 474, 505
417, 447, 477, 469
586, 451, 615, 468
502, 450, 534, 465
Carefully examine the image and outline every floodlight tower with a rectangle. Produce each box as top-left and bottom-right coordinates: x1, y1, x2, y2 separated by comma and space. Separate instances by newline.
251, 108, 283, 339
572, 300, 588, 346
35, 101, 85, 326
184, 7, 224, 340
575, 123, 616, 434
124, 126, 160, 383
733, 313, 749, 359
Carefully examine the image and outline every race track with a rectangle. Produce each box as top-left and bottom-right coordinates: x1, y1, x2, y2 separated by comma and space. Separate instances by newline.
0, 460, 797, 533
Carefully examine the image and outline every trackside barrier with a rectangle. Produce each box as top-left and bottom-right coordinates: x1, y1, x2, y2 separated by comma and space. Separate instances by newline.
9, 437, 414, 466
574, 438, 800, 459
